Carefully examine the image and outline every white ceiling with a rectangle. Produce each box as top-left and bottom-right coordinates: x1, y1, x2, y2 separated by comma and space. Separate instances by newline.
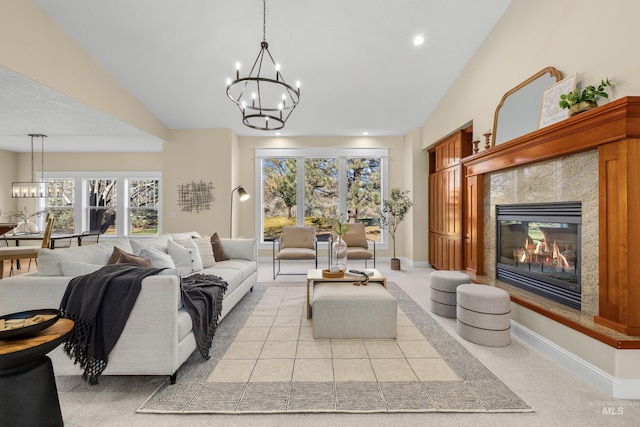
0, 0, 511, 152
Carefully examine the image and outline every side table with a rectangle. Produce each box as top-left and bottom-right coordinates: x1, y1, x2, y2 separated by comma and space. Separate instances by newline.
0, 318, 74, 427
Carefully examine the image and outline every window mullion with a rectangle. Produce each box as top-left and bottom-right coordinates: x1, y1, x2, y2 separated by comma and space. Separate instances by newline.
338, 157, 347, 218
296, 157, 305, 225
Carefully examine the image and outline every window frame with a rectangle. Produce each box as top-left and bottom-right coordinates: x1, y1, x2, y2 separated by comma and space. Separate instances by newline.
256, 147, 388, 249
37, 171, 162, 237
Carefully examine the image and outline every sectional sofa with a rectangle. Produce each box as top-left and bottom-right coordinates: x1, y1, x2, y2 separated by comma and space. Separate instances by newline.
0, 232, 257, 382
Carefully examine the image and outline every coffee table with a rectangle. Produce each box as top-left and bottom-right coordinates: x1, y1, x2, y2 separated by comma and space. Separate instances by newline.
306, 268, 386, 319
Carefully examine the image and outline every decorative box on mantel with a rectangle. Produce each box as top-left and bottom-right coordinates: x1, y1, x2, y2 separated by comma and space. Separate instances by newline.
462, 96, 640, 336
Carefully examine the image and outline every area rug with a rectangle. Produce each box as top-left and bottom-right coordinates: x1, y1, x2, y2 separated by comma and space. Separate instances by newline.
138, 282, 531, 414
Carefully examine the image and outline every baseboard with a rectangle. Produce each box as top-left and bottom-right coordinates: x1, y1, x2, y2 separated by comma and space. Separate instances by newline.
511, 321, 640, 399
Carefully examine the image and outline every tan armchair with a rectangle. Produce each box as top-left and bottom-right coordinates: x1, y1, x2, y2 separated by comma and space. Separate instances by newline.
273, 225, 317, 279
333, 222, 376, 269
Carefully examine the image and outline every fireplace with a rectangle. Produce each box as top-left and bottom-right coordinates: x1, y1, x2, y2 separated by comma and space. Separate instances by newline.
496, 202, 581, 310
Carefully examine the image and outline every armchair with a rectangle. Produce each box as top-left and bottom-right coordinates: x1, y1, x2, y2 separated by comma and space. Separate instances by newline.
333, 222, 376, 268
272, 225, 317, 279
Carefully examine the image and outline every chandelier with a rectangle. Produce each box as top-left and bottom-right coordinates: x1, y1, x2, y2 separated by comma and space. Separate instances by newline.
11, 134, 63, 198
12, 134, 48, 198
226, 0, 301, 131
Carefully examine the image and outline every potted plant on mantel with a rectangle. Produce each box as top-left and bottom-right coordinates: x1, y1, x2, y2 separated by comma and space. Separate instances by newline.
378, 188, 413, 270
559, 78, 613, 116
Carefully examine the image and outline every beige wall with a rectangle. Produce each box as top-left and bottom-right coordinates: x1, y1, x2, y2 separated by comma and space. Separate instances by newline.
162, 129, 234, 236
0, 150, 18, 218
0, 0, 168, 141
420, 0, 640, 150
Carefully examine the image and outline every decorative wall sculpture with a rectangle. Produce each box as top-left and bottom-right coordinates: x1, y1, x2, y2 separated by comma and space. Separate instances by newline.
177, 180, 214, 214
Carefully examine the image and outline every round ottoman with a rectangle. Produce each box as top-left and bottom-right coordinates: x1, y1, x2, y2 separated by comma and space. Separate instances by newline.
456, 284, 511, 347
429, 270, 471, 318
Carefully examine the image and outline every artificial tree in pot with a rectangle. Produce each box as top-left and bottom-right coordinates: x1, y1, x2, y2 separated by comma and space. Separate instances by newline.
378, 188, 413, 270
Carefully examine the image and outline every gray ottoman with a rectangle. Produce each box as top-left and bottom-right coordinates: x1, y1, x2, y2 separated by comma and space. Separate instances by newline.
429, 270, 471, 318
456, 284, 511, 347
312, 282, 397, 339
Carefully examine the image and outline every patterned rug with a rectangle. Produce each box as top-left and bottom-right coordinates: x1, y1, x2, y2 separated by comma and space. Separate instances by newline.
138, 282, 531, 414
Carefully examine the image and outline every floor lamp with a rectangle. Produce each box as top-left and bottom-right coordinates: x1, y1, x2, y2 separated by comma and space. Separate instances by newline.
230, 185, 250, 237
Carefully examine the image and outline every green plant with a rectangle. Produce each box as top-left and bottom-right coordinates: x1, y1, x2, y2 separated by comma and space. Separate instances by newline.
559, 78, 613, 109
377, 188, 413, 259
332, 216, 350, 237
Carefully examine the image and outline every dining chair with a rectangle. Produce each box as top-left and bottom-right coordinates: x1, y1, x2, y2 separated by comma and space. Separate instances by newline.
0, 218, 52, 278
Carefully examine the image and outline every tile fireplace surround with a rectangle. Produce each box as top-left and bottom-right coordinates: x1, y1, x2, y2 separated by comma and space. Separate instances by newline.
484, 150, 599, 315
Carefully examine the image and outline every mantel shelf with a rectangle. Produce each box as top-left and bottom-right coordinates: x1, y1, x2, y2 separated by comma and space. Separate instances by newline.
463, 96, 640, 176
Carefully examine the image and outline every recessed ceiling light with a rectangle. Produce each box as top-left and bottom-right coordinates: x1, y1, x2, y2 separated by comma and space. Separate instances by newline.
362, 131, 369, 136
413, 35, 425, 46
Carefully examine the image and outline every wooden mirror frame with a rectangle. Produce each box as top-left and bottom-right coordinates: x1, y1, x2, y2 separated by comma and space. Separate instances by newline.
492, 66, 563, 147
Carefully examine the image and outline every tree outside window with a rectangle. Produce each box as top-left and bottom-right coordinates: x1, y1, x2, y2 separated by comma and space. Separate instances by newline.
260, 151, 383, 243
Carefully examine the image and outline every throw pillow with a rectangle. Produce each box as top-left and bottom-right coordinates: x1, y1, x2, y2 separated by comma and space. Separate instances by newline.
116, 252, 152, 268
129, 234, 174, 255
192, 235, 216, 268
167, 239, 203, 275
220, 237, 257, 261
139, 247, 176, 269
210, 232, 226, 261
108, 246, 152, 267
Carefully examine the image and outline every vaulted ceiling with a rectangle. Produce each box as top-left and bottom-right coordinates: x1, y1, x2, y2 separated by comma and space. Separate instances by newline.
0, 0, 511, 152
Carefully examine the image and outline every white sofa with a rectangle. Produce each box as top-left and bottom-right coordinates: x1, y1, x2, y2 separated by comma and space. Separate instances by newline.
0, 232, 257, 382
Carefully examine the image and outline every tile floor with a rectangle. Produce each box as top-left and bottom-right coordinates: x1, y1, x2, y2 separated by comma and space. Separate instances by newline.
207, 285, 458, 384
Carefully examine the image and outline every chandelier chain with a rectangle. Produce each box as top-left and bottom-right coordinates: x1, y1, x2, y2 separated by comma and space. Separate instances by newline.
262, 0, 266, 43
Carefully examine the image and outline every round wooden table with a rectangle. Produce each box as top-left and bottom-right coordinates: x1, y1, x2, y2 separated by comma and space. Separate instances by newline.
0, 318, 74, 427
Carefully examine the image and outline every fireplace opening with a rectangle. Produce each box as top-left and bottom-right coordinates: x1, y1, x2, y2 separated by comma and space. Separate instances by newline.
496, 202, 581, 310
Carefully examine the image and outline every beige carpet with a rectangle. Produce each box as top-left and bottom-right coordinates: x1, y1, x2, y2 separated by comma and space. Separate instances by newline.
138, 282, 531, 413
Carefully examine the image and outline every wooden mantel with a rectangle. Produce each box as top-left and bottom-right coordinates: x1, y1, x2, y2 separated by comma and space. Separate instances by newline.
461, 96, 640, 336
464, 96, 640, 177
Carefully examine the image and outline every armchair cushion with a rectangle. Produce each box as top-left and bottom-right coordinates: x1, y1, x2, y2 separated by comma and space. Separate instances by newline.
280, 226, 316, 249
342, 223, 369, 248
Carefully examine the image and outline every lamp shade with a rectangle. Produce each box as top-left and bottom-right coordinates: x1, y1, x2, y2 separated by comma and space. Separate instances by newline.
237, 186, 250, 201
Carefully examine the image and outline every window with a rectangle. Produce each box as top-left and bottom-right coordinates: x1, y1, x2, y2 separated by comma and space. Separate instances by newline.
45, 179, 75, 233
258, 148, 387, 245
40, 172, 161, 237
129, 179, 159, 235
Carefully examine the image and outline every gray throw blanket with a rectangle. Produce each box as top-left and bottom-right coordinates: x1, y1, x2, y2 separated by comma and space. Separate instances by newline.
180, 274, 228, 360
60, 264, 165, 385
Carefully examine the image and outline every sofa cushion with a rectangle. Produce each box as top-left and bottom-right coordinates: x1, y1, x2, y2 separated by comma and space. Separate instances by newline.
192, 235, 216, 268
208, 259, 256, 282
37, 236, 133, 276
167, 239, 203, 275
130, 234, 174, 255
139, 247, 176, 269
60, 261, 103, 276
170, 231, 202, 241
197, 267, 244, 295
220, 238, 256, 261
210, 232, 225, 261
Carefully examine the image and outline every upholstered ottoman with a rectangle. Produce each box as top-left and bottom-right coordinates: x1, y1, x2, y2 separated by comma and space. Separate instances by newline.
312, 282, 397, 339
429, 270, 471, 318
456, 284, 511, 347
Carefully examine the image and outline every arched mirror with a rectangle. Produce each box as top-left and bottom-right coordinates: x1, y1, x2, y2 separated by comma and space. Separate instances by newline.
492, 66, 563, 146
